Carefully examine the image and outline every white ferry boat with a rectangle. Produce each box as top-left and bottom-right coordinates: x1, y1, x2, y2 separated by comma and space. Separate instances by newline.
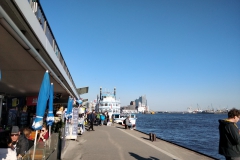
96, 87, 121, 119
96, 87, 137, 127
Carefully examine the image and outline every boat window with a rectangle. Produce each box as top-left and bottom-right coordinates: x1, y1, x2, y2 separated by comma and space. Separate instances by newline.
131, 115, 134, 118
116, 104, 118, 106
113, 103, 116, 106
115, 115, 119, 118
105, 103, 107, 106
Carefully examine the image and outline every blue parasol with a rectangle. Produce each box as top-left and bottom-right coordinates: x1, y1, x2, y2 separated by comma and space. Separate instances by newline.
46, 83, 54, 126
32, 70, 50, 130
65, 96, 73, 119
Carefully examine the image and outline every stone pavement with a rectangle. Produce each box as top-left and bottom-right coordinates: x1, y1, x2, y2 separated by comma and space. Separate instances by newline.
61, 124, 216, 160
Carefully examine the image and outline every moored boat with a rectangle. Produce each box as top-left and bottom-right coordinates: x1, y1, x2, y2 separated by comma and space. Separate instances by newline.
96, 87, 120, 119
112, 113, 137, 126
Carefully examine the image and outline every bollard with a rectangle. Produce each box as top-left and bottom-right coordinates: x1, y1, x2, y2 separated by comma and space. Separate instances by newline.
149, 133, 152, 141
152, 134, 156, 141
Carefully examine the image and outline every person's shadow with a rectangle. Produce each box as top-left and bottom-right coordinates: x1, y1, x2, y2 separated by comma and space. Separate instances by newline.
129, 152, 159, 160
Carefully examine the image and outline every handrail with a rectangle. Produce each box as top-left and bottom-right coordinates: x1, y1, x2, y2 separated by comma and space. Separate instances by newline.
26, 0, 77, 92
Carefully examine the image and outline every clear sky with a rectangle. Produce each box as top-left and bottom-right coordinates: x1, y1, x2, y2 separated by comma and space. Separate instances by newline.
40, 0, 240, 111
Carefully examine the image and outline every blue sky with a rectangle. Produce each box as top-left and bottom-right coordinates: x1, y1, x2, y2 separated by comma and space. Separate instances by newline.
40, 0, 240, 111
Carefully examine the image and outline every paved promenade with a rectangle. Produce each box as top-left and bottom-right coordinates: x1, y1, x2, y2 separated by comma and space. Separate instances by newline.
61, 124, 216, 160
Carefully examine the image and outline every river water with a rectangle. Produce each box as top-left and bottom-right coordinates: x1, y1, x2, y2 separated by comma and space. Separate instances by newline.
135, 113, 233, 160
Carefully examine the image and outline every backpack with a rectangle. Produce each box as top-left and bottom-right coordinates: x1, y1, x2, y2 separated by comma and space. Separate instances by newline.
123, 119, 126, 125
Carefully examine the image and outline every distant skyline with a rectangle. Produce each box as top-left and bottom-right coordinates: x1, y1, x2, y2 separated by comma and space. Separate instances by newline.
40, 0, 240, 111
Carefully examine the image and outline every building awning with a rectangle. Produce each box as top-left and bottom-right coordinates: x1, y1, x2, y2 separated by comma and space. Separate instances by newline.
82, 99, 88, 102
76, 87, 89, 95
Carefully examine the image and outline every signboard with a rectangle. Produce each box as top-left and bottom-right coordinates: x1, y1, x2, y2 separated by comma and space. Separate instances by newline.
65, 108, 78, 140
65, 122, 70, 137
7, 97, 24, 107
72, 108, 79, 136
26, 96, 38, 106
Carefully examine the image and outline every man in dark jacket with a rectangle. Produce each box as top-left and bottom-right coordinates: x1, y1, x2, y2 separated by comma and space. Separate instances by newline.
219, 108, 240, 160
88, 110, 96, 131
8, 126, 29, 159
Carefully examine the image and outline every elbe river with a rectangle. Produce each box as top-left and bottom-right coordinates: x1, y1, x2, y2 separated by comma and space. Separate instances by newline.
135, 113, 233, 160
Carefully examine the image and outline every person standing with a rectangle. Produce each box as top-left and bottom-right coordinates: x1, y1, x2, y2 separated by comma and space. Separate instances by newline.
219, 108, 240, 160
96, 112, 101, 126
89, 110, 96, 131
105, 112, 109, 125
100, 113, 105, 126
125, 116, 133, 130
78, 113, 85, 134
111, 114, 114, 126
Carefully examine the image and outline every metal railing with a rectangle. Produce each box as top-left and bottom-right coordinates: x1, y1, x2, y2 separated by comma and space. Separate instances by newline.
27, 0, 77, 92
23, 133, 60, 160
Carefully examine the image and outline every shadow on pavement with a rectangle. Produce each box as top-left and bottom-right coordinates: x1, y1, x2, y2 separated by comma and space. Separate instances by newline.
141, 137, 151, 141
115, 126, 126, 129
129, 152, 160, 160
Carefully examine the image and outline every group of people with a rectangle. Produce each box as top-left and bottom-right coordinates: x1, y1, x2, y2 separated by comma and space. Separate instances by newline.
77, 110, 114, 133
7, 124, 49, 159
77, 110, 135, 133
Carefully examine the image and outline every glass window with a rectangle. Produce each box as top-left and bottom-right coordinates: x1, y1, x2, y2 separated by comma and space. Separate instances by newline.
46, 26, 53, 46
55, 46, 59, 56
105, 103, 107, 106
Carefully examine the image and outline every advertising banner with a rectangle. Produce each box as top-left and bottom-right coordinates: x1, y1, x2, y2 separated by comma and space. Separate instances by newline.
26, 96, 38, 106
